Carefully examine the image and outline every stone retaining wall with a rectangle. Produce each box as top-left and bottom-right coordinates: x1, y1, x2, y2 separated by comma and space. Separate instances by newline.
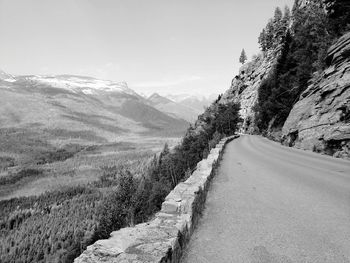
75, 135, 238, 263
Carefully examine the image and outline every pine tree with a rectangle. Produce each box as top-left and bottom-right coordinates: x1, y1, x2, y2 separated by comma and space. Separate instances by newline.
273, 7, 285, 46
274, 7, 283, 23
239, 49, 247, 64
258, 29, 267, 52
283, 6, 291, 24
281, 6, 291, 38
265, 19, 275, 49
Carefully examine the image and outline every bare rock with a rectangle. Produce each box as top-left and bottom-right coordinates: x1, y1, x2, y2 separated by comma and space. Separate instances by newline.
282, 32, 350, 159
220, 50, 278, 133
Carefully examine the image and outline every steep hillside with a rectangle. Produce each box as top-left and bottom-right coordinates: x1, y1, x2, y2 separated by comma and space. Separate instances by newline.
282, 32, 350, 158
147, 93, 201, 122
220, 50, 278, 133
219, 3, 293, 133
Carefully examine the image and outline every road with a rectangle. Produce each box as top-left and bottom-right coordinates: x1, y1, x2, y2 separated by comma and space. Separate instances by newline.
182, 135, 350, 263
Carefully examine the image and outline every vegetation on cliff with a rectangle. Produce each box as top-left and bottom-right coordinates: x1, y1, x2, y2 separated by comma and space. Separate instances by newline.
254, 0, 349, 133
96, 101, 241, 239
239, 49, 247, 64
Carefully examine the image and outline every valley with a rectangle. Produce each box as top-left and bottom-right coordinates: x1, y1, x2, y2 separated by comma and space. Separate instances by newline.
0, 72, 198, 262
0, 70, 225, 263
0, 73, 190, 200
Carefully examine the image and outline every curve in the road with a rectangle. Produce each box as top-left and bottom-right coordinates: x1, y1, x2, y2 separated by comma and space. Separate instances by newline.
182, 135, 350, 263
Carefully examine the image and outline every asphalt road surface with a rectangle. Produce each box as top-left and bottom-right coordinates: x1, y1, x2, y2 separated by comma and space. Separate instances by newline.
182, 135, 350, 263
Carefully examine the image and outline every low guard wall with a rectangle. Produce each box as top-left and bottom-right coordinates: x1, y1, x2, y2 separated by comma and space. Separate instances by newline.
75, 135, 238, 263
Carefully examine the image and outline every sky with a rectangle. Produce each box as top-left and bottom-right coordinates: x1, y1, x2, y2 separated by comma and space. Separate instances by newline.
0, 0, 294, 97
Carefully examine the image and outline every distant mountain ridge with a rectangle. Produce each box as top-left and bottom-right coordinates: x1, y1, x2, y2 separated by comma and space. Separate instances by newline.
148, 93, 173, 104
29, 75, 141, 97
146, 93, 202, 122
166, 93, 217, 112
0, 71, 189, 144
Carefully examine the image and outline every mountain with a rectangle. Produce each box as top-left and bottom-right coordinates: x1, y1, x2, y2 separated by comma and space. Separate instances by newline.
166, 93, 216, 113
146, 93, 201, 122
0, 73, 189, 146
0, 69, 15, 82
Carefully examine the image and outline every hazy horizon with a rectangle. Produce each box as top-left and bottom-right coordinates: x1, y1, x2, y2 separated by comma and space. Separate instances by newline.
0, 0, 294, 96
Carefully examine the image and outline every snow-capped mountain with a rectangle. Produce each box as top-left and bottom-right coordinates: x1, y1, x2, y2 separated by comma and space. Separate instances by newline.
0, 71, 189, 142
29, 75, 140, 97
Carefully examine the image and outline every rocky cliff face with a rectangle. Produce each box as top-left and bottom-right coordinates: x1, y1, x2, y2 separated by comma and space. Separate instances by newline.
282, 32, 350, 158
220, 49, 278, 133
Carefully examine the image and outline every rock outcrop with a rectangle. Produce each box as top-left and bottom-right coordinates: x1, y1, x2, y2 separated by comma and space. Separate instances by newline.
221, 49, 278, 133
282, 32, 350, 158
74, 135, 238, 263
